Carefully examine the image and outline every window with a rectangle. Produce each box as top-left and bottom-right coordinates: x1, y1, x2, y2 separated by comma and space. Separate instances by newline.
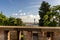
33, 33, 38, 40
47, 32, 54, 40
4, 31, 9, 40
47, 32, 50, 37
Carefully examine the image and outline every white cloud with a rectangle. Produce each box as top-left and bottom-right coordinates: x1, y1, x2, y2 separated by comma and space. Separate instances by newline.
12, 13, 18, 16
19, 15, 40, 23
18, 10, 22, 13
23, 13, 26, 15
29, 0, 60, 8
12, 10, 40, 23
29, 15, 35, 18
12, 10, 26, 16
41, 0, 60, 6
26, 4, 40, 8
19, 12, 26, 16
53, 0, 60, 6
19, 13, 23, 15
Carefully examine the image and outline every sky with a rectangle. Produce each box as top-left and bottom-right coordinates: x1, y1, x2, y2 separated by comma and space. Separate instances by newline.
0, 0, 60, 23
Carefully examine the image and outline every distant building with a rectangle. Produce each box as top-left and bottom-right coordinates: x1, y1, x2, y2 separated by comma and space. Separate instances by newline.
19, 15, 40, 26
24, 22, 39, 26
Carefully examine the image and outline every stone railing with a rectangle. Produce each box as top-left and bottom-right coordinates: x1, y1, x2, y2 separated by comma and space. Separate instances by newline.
0, 26, 60, 40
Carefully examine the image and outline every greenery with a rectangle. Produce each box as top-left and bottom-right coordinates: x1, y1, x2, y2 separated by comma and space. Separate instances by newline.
39, 1, 60, 27
0, 12, 25, 26
39, 1, 50, 26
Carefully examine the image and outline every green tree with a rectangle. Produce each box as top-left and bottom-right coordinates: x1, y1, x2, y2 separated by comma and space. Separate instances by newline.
0, 12, 7, 25
4, 18, 9, 26
39, 1, 58, 26
8, 17, 17, 26
39, 1, 50, 26
16, 18, 23, 26
52, 5, 60, 26
8, 17, 25, 26
0, 11, 25, 26
43, 10, 58, 26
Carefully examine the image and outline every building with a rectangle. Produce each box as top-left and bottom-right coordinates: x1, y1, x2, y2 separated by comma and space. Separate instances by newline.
24, 22, 39, 26
0, 26, 60, 40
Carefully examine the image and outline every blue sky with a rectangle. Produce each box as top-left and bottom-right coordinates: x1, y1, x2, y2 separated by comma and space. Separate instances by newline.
0, 0, 60, 22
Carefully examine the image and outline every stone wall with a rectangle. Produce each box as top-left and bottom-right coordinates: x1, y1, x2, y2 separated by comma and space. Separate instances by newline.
23, 31, 32, 40
1, 29, 60, 40
0, 30, 5, 40
9, 30, 18, 40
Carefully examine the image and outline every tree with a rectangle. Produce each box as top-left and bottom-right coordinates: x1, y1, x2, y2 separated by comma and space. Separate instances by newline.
0, 12, 7, 25
8, 17, 17, 26
8, 17, 25, 26
39, 1, 50, 26
4, 18, 9, 26
16, 18, 23, 26
0, 11, 25, 26
52, 5, 60, 26
39, 1, 58, 26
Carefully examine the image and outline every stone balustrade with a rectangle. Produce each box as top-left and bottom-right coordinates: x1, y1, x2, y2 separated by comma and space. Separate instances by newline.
0, 26, 60, 40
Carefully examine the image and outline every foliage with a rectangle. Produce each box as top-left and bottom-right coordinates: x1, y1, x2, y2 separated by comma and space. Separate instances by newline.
39, 1, 50, 26
0, 12, 25, 26
48, 20, 57, 27
0, 12, 7, 25
16, 18, 24, 26
52, 5, 60, 26
39, 1, 58, 27
8, 17, 17, 26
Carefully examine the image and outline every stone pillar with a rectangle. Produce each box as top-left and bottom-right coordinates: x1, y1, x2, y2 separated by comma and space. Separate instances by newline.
23, 31, 32, 40
8, 31, 10, 40
19, 31, 21, 40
